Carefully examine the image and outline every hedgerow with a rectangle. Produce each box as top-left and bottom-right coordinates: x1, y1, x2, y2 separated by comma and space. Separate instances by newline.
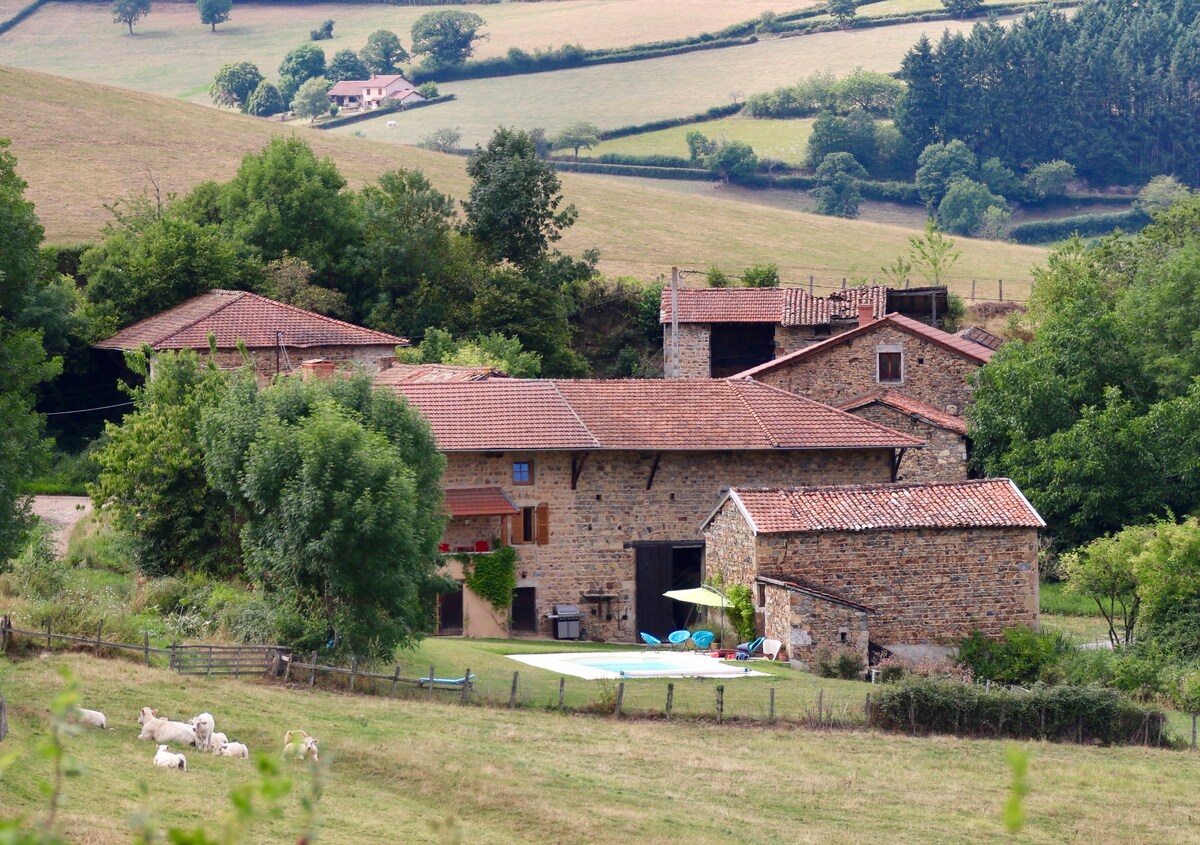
1008, 210, 1150, 244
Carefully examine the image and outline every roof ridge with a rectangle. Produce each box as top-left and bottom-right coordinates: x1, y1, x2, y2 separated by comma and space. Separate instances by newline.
549, 380, 602, 449
153, 289, 246, 347
736, 378, 925, 448
727, 380, 779, 448
233, 291, 407, 345
730, 478, 1016, 494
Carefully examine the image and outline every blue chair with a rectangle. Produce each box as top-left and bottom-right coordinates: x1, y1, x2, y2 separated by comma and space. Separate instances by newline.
640, 632, 663, 648
667, 630, 692, 649
735, 636, 765, 661
691, 630, 715, 650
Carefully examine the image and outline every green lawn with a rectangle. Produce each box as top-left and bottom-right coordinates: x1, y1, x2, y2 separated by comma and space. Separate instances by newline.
590, 116, 818, 166
1041, 581, 1101, 617
2, 653, 1198, 845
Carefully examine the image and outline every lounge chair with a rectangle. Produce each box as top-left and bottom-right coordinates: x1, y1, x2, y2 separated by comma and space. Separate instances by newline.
417, 672, 477, 688
640, 632, 663, 648
691, 630, 715, 650
667, 630, 692, 649
735, 636, 765, 661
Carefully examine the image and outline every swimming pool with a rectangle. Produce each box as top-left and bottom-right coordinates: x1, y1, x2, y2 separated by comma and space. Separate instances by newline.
508, 650, 769, 680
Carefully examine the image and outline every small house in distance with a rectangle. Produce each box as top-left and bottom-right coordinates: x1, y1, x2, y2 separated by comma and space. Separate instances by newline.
701, 479, 1044, 666
326, 75, 424, 110
94, 290, 407, 379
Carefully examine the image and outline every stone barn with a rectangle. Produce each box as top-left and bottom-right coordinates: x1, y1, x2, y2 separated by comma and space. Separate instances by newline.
700, 479, 1043, 666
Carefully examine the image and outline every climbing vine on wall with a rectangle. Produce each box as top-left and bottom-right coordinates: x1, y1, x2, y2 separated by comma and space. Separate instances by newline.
457, 546, 517, 613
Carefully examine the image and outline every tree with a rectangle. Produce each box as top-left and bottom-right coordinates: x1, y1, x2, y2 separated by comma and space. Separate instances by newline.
112, 0, 150, 34
936, 177, 1007, 235
706, 266, 731, 288
326, 48, 370, 83
197, 0, 231, 32
1174, 668, 1200, 749
706, 140, 758, 183
398, 327, 542, 377
310, 19, 334, 41
906, 219, 960, 284
685, 130, 716, 161
210, 62, 264, 111
552, 121, 601, 160
278, 43, 326, 103
410, 10, 486, 67
1024, 160, 1075, 200
1065, 526, 1147, 646
358, 29, 409, 76
1137, 175, 1191, 215
462, 128, 577, 266
980, 157, 1019, 197
243, 80, 284, 117
812, 151, 867, 218
742, 263, 780, 288
941, 0, 984, 17
417, 127, 462, 152
829, 0, 857, 26
261, 254, 348, 318
915, 140, 977, 208
808, 110, 875, 169
291, 76, 331, 122
977, 204, 1012, 240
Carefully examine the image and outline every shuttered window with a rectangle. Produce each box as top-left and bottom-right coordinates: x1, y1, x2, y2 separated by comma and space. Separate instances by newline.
877, 351, 902, 383
536, 503, 550, 545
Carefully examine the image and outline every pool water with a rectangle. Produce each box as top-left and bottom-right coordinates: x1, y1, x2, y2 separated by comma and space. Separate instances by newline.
508, 650, 768, 680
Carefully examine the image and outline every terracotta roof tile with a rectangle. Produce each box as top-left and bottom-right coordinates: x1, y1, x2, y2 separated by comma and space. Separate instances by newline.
444, 487, 519, 517
782, 286, 888, 326
838, 390, 968, 436
94, 290, 407, 351
659, 286, 889, 326
389, 379, 924, 452
374, 363, 508, 384
718, 479, 1044, 534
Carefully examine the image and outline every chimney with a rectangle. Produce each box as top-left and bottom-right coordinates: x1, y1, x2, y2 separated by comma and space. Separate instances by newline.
857, 303, 875, 328
300, 359, 336, 381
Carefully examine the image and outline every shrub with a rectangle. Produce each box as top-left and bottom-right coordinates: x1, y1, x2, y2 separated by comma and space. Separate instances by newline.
725, 583, 756, 643
957, 626, 1060, 685
1008, 210, 1151, 244
812, 646, 865, 679
310, 19, 334, 41
11, 522, 67, 600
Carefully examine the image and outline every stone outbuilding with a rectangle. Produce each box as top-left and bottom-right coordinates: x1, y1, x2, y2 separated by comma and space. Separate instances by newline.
700, 479, 1044, 666
94, 289, 407, 380
381, 377, 924, 641
837, 390, 969, 482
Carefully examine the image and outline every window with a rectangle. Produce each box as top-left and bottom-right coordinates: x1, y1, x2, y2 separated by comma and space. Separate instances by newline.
512, 504, 549, 545
517, 507, 535, 543
512, 460, 532, 485
877, 350, 903, 383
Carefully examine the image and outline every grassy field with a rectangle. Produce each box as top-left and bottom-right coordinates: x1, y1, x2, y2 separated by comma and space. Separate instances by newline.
811, 0, 1039, 19
0, 0, 814, 102
590, 116, 818, 166
0, 66, 1046, 291
3, 653, 1198, 844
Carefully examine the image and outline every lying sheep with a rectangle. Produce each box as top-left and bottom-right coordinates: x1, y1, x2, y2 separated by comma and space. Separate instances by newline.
207, 732, 229, 754
74, 707, 107, 729
153, 745, 187, 771
282, 730, 319, 761
188, 712, 215, 751
214, 739, 249, 759
138, 708, 196, 746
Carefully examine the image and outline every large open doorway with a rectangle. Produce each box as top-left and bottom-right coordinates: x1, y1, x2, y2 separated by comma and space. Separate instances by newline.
710, 323, 776, 377
633, 542, 704, 639
510, 587, 538, 634
437, 584, 464, 635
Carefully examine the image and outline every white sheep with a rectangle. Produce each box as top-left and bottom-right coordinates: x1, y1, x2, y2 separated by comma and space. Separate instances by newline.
207, 732, 229, 754
153, 745, 187, 771
137, 708, 197, 746
386, 120, 397, 128
214, 739, 250, 759
74, 707, 107, 729
282, 730, 319, 761
188, 712, 215, 751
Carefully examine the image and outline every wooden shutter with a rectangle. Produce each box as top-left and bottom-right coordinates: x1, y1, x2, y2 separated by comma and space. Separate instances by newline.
536, 503, 550, 545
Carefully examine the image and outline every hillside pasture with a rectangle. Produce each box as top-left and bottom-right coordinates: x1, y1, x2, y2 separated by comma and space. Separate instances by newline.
0, 0, 815, 102
590, 116, 818, 166
2, 655, 1199, 844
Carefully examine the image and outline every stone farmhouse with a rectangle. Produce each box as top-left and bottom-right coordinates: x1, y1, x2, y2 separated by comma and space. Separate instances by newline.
660, 285, 949, 377
701, 479, 1044, 666
733, 311, 995, 483
326, 75, 424, 110
94, 290, 406, 380
379, 377, 923, 642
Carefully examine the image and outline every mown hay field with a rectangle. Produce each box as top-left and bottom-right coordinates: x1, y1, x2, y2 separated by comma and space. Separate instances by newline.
2, 654, 1199, 845
590, 116, 818, 166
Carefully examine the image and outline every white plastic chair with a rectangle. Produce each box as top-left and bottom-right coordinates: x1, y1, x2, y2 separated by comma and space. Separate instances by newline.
762, 638, 783, 661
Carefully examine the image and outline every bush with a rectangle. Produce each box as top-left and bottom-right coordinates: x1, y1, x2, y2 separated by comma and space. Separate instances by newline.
11, 522, 67, 600
871, 676, 1165, 745
64, 512, 134, 574
310, 19, 334, 41
957, 626, 1060, 685
725, 583, 755, 643
812, 646, 865, 679
1008, 210, 1150, 244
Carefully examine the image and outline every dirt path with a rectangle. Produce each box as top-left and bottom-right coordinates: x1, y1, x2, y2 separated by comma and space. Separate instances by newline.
30, 495, 92, 557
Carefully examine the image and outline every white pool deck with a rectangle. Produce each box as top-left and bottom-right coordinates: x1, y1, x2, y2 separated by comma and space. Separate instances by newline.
508, 650, 770, 680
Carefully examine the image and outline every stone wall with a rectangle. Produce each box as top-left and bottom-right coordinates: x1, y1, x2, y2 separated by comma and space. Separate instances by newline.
774, 323, 856, 358
203, 344, 397, 379
848, 404, 969, 482
761, 583, 870, 668
753, 526, 1039, 645
440, 447, 894, 641
664, 323, 712, 378
755, 324, 979, 414
443, 515, 507, 551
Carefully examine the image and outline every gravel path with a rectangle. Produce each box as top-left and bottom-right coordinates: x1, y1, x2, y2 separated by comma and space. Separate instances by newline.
30, 495, 92, 557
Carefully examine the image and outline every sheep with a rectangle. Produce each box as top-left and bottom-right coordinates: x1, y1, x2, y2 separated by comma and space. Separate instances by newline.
282, 730, 319, 761
137, 708, 197, 746
188, 712, 215, 751
214, 739, 250, 759
207, 732, 229, 754
153, 745, 187, 771
386, 120, 397, 128
74, 707, 107, 729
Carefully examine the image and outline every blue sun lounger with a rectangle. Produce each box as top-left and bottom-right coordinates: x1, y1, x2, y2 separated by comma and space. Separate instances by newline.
417, 673, 477, 688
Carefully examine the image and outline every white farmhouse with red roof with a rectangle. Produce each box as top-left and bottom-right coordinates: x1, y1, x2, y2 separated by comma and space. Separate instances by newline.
326, 75, 424, 110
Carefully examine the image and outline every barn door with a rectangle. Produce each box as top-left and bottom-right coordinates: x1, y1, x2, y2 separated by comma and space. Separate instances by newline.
635, 546, 674, 640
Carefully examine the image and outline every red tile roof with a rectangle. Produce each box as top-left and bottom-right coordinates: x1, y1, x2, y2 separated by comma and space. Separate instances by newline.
327, 80, 365, 97
710, 479, 1044, 534
838, 390, 968, 436
659, 286, 888, 326
374, 363, 508, 385
444, 487, 519, 517
733, 313, 994, 379
388, 379, 924, 453
94, 290, 407, 351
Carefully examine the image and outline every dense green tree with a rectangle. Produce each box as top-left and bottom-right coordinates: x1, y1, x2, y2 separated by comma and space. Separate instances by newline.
243, 80, 284, 117
872, 123, 913, 180
1137, 175, 1191, 215
278, 43, 326, 103
941, 0, 983, 17
416, 127, 462, 153
209, 62, 264, 111
1024, 160, 1075, 200
196, 0, 231, 32
936, 178, 1007, 235
410, 10, 486, 67
326, 48, 370, 83
112, 0, 150, 34
397, 327, 541, 377
552, 121, 601, 159
685, 130, 717, 161
705, 140, 758, 183
915, 140, 977, 208
291, 76, 331, 122
812, 152, 867, 218
706, 266, 731, 287
894, 35, 940, 153
829, 0, 856, 25
808, 109, 875, 170
742, 263, 781, 288
1065, 525, 1148, 645
358, 29, 409, 75
979, 157, 1020, 198
467, 264, 586, 375
462, 128, 577, 266
260, 254, 348, 318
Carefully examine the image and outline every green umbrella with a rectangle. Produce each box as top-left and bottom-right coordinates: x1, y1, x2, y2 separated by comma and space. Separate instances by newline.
664, 585, 731, 648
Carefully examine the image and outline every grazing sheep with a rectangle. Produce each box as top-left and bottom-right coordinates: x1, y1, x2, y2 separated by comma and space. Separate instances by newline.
386, 120, 397, 128
282, 730, 319, 761
207, 732, 229, 754
153, 745, 187, 771
137, 708, 196, 746
188, 712, 215, 751
74, 707, 107, 729
214, 739, 250, 759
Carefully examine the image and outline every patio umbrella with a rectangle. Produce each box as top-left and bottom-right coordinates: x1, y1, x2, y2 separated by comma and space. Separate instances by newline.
663, 585, 731, 648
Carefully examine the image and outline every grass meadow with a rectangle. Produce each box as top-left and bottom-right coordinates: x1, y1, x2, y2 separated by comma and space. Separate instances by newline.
3, 653, 1200, 844
590, 116, 818, 166
0, 66, 1046, 291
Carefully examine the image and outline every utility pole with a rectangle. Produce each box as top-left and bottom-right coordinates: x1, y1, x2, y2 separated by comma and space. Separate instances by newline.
669, 266, 680, 379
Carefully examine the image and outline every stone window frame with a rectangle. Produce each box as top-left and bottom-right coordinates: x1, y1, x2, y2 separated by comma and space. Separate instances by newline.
876, 343, 904, 384
512, 459, 533, 485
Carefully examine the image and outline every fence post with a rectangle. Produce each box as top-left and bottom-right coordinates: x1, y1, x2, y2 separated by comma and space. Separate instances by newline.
1, 615, 8, 652
665, 683, 674, 721
558, 677, 565, 711
0, 689, 6, 742
769, 688, 775, 724
46, 620, 51, 652
94, 621, 103, 658
716, 685, 724, 724
143, 631, 150, 667
864, 692, 871, 727
390, 665, 400, 697
509, 672, 519, 709
817, 689, 823, 725
207, 645, 214, 679
429, 665, 436, 702
285, 652, 294, 682
971, 279, 976, 301
170, 642, 177, 672
809, 275, 814, 295
1193, 713, 1197, 750
999, 279, 1004, 302
350, 657, 358, 693
841, 277, 846, 290
614, 682, 625, 719
460, 668, 471, 704
309, 651, 317, 687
